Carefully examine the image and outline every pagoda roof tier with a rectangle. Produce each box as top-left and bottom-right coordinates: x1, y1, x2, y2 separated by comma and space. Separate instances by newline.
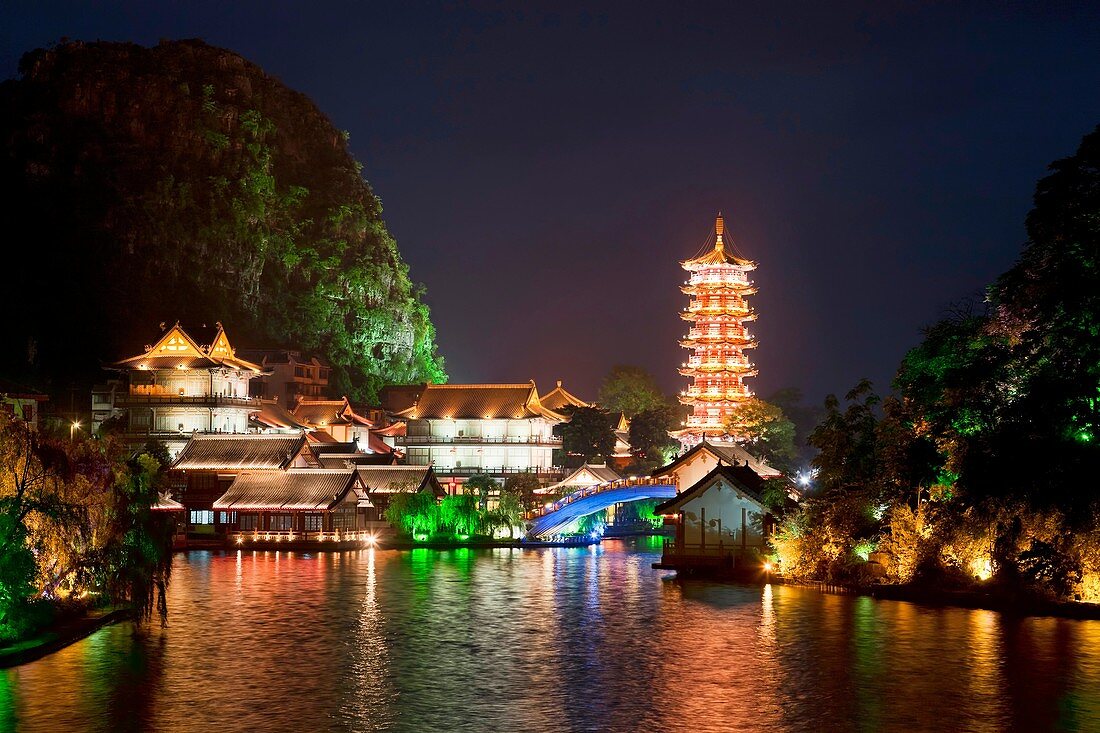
679, 337, 756, 349
681, 214, 756, 269
678, 392, 753, 404
680, 310, 756, 322
678, 366, 758, 378
681, 283, 757, 296
682, 253, 755, 270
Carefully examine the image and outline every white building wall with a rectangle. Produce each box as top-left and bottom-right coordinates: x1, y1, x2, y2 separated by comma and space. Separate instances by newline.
679, 479, 765, 547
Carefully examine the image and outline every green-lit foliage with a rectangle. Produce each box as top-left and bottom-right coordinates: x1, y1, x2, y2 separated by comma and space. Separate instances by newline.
383, 489, 440, 537
439, 494, 480, 536
1, 40, 445, 402
615, 499, 663, 529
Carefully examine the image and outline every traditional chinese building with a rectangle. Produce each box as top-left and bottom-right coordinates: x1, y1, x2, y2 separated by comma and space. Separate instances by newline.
675, 214, 758, 449
109, 322, 265, 456
383, 382, 566, 490
237, 348, 333, 404
652, 463, 779, 576
169, 433, 315, 534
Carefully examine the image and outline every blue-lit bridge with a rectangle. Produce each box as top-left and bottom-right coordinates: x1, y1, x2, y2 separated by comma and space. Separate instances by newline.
526, 476, 677, 539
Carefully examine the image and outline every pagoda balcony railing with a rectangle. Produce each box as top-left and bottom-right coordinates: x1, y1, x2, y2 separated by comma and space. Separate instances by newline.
687, 273, 751, 286
397, 435, 562, 446
685, 357, 752, 370
116, 394, 256, 408
682, 303, 752, 314
684, 328, 751, 341
681, 387, 751, 400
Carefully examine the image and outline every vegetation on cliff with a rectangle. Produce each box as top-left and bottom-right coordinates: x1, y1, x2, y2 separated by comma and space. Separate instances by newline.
0, 39, 445, 402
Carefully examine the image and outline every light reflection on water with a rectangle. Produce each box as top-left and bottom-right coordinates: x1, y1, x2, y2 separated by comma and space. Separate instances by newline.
3, 537, 1100, 732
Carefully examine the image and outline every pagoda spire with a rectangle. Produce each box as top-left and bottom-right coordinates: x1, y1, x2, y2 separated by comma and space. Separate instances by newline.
715, 212, 724, 252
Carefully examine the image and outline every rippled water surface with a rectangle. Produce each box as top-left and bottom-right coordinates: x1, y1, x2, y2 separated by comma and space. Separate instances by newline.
3, 538, 1100, 732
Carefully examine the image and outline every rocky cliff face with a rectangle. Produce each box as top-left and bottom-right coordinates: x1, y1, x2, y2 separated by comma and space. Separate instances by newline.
0, 39, 445, 401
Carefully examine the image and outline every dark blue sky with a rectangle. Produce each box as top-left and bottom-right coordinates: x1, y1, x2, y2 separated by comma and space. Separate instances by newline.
4, 2, 1099, 405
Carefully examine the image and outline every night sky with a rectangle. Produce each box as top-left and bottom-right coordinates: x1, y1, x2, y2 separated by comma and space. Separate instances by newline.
5, 2, 1100, 406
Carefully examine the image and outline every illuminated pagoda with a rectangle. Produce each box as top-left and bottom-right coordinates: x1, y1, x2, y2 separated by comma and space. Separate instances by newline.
675, 214, 758, 449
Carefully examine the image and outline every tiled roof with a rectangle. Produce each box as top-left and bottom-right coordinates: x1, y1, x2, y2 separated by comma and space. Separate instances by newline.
171, 434, 306, 470
653, 464, 769, 515
213, 469, 358, 510
308, 442, 360, 455
252, 399, 308, 430
378, 384, 426, 414
372, 422, 406, 437
293, 399, 351, 427
539, 462, 622, 494
317, 453, 398, 468
356, 466, 445, 496
652, 440, 782, 479
394, 383, 563, 421
152, 492, 185, 511
115, 322, 263, 373
539, 381, 589, 411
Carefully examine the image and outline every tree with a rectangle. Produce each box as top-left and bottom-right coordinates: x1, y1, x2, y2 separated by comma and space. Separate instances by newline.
439, 494, 480, 536
628, 406, 679, 466
0, 414, 174, 641
503, 473, 541, 512
383, 488, 439, 537
597, 365, 668, 417
766, 388, 824, 466
808, 380, 880, 495
554, 406, 615, 468
487, 490, 525, 539
464, 474, 498, 513
724, 397, 798, 472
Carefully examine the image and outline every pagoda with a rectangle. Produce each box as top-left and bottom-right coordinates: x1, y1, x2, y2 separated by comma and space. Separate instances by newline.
674, 214, 758, 449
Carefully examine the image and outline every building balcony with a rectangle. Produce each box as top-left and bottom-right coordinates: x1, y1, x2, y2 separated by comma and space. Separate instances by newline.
397, 435, 562, 446
430, 465, 566, 478
116, 394, 257, 409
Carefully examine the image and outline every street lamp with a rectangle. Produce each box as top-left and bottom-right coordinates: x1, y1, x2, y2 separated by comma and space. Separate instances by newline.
70, 420, 81, 442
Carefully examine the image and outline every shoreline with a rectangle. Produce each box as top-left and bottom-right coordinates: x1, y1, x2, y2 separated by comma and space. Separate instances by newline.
0, 606, 134, 669
769, 577, 1100, 621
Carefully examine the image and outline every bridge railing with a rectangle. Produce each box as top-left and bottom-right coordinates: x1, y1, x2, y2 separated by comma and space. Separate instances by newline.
526, 476, 675, 520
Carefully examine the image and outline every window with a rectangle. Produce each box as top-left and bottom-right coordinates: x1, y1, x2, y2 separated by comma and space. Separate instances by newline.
190, 510, 214, 525
269, 514, 293, 531
218, 512, 236, 524
304, 514, 323, 532
333, 509, 357, 530
239, 514, 258, 531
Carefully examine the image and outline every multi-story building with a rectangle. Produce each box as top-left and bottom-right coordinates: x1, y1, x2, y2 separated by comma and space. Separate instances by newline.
109, 322, 265, 456
90, 378, 124, 434
384, 382, 566, 490
675, 214, 760, 449
237, 349, 332, 404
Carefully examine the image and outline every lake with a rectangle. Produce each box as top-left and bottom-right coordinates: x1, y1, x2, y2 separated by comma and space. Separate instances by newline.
3, 537, 1099, 732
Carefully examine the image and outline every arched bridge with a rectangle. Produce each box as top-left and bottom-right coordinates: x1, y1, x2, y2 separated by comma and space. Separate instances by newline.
527, 477, 677, 539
